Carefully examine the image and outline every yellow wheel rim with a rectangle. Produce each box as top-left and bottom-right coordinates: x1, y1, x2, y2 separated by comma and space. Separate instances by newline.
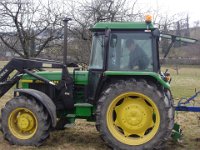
8, 108, 38, 140
106, 92, 160, 145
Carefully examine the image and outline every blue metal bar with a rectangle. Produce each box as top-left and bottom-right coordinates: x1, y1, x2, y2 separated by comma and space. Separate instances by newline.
178, 91, 200, 105
175, 106, 200, 112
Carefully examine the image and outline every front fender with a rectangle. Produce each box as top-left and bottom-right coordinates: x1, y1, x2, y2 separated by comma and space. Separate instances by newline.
14, 89, 57, 127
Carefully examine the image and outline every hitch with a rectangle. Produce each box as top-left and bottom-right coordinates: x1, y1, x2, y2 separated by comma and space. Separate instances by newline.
172, 123, 183, 142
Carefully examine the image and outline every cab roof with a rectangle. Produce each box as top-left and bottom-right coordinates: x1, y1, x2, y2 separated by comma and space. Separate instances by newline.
91, 22, 154, 31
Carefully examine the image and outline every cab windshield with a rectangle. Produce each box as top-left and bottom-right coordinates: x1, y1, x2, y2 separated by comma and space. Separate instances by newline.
89, 33, 104, 69
108, 32, 153, 71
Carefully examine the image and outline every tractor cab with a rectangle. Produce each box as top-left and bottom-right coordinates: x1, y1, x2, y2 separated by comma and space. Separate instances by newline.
87, 18, 161, 102
87, 18, 197, 102
89, 21, 159, 72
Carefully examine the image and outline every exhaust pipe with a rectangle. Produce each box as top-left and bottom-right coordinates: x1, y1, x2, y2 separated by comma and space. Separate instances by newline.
63, 18, 72, 66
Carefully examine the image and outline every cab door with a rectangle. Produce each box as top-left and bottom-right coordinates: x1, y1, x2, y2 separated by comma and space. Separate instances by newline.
87, 33, 105, 102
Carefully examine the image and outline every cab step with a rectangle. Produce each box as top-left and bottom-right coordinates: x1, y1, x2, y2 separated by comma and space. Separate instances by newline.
74, 103, 93, 117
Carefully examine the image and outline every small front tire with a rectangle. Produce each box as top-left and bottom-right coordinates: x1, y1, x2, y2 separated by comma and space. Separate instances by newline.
1, 96, 51, 146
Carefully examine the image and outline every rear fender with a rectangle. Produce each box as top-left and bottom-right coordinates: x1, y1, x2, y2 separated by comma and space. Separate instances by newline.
104, 71, 170, 89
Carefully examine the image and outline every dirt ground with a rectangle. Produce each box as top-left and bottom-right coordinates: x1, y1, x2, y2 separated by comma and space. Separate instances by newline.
0, 100, 200, 149
0, 116, 200, 150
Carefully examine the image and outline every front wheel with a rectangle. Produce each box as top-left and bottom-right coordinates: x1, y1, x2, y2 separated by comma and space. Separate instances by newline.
1, 96, 51, 146
96, 79, 174, 150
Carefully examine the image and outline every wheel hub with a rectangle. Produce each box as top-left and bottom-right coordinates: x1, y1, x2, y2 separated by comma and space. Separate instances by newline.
124, 106, 143, 126
17, 113, 35, 131
8, 108, 38, 139
114, 97, 154, 136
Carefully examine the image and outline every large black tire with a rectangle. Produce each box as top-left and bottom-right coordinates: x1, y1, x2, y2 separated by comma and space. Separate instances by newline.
1, 96, 51, 146
96, 79, 174, 150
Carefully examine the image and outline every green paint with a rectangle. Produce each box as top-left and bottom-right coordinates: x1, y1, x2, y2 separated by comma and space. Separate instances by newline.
22, 83, 29, 89
21, 70, 89, 85
74, 103, 93, 117
22, 71, 62, 80
91, 22, 154, 30
66, 114, 76, 123
73, 71, 88, 85
171, 123, 182, 141
104, 71, 170, 89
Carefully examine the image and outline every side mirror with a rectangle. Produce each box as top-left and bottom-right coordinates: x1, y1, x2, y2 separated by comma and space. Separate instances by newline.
152, 29, 160, 37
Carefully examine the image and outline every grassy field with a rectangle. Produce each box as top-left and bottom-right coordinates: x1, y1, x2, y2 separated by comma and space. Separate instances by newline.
0, 61, 200, 149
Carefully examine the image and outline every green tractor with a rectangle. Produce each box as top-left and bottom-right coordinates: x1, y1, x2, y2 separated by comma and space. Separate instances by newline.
0, 17, 196, 149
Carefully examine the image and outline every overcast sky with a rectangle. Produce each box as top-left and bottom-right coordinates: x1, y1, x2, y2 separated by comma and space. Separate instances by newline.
138, 0, 199, 25
40, 0, 200, 26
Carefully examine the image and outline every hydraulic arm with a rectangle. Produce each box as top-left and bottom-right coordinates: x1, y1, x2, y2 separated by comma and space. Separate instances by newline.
0, 57, 72, 98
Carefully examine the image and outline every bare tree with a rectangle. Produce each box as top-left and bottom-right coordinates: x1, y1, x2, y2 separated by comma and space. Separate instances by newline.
185, 15, 190, 37
194, 20, 200, 28
0, 0, 65, 58
65, 0, 142, 63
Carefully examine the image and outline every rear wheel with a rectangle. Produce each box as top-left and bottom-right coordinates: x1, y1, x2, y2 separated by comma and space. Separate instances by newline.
96, 79, 174, 150
1, 96, 51, 146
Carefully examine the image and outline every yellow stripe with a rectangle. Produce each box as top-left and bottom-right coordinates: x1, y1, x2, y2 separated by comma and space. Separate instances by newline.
21, 80, 59, 84
20, 80, 33, 83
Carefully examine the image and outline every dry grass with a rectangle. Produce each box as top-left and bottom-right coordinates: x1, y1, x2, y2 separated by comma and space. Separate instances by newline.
0, 120, 109, 150
164, 65, 200, 98
0, 61, 200, 149
162, 65, 200, 150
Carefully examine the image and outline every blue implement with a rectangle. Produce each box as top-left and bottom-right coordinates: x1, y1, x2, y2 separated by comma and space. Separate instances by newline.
175, 90, 200, 112
175, 106, 200, 112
